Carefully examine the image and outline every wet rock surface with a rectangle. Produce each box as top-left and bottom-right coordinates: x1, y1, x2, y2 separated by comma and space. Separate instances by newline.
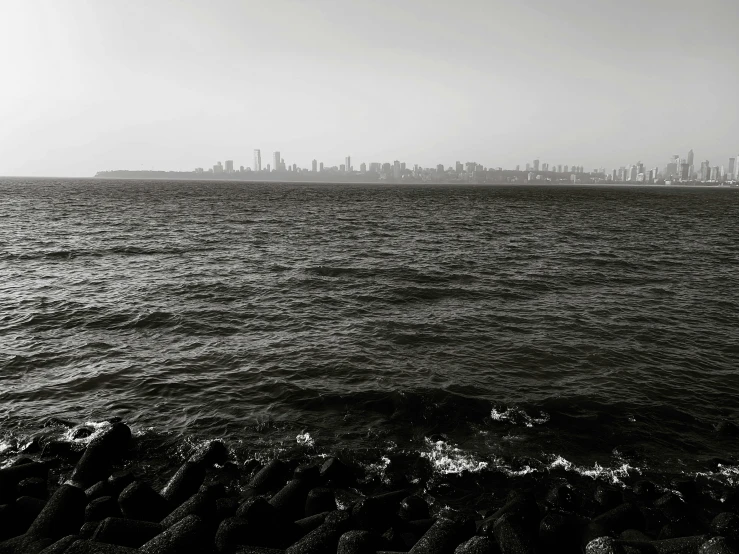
1, 419, 739, 554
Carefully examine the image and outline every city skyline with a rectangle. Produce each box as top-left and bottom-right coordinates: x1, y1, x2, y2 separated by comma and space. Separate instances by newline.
169, 145, 739, 183
1, 0, 738, 177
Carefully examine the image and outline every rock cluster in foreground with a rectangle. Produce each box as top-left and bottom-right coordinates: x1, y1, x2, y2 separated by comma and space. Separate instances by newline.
0, 421, 738, 553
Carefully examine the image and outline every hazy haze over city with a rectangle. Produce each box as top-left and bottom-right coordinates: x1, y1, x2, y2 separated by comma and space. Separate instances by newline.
1, 0, 737, 177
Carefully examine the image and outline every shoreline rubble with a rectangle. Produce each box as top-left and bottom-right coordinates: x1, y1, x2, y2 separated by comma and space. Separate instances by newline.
0, 421, 737, 553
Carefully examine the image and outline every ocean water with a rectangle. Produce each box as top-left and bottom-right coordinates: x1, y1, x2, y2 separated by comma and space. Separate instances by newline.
1, 178, 738, 494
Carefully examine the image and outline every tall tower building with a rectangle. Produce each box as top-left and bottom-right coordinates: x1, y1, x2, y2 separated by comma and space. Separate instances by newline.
273, 152, 281, 172
687, 149, 694, 167
225, 160, 234, 173
533, 159, 540, 172
729, 157, 737, 179
345, 156, 351, 173
312, 160, 317, 172
253, 149, 262, 172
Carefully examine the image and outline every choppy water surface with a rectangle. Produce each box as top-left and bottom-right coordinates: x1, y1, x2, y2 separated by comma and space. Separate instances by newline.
1, 179, 738, 490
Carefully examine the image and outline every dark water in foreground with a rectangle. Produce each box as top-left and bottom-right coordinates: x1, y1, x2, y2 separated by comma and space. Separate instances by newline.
1, 179, 738, 492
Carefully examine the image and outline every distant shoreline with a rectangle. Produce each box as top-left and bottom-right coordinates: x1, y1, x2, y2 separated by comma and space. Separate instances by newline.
0, 175, 735, 188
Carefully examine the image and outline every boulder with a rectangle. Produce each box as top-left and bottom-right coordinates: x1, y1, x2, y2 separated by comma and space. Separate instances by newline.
118, 482, 172, 522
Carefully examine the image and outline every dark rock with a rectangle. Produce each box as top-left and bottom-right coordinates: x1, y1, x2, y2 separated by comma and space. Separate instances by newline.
85, 496, 120, 523
85, 481, 111, 502
398, 495, 430, 521
670, 479, 699, 503
92, 517, 162, 548
284, 520, 346, 554
40, 441, 82, 461
9, 457, 35, 467
654, 494, 688, 523
234, 548, 285, 554
478, 491, 539, 538
14, 496, 48, 534
270, 479, 310, 521
0, 534, 53, 554
0, 462, 48, 503
20, 439, 42, 455
71, 427, 94, 440
699, 537, 739, 554
69, 423, 132, 489
37, 535, 79, 554
160, 490, 216, 528
79, 522, 99, 539
320, 458, 355, 487
293, 465, 320, 488
493, 512, 535, 554
649, 535, 709, 553
710, 513, 739, 542
410, 516, 475, 554
25, 484, 87, 540
545, 483, 578, 512
189, 440, 229, 467
596, 485, 624, 511
539, 512, 584, 553
454, 536, 500, 554
160, 462, 205, 506
590, 503, 646, 537
294, 512, 329, 534
139, 515, 206, 554
236, 496, 278, 521
620, 529, 653, 542
107, 472, 135, 496
17, 478, 47, 500
585, 537, 619, 553
216, 497, 240, 520
337, 530, 378, 554
633, 481, 658, 500
65, 540, 138, 553
352, 490, 408, 532
658, 516, 702, 540
304, 488, 336, 518
249, 460, 288, 494
214, 517, 250, 553
118, 482, 172, 522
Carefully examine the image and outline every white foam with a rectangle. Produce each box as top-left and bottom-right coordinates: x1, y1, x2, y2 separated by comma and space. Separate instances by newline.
547, 455, 639, 487
296, 432, 314, 447
361, 456, 391, 484
490, 406, 550, 427
421, 439, 488, 475
62, 421, 112, 445
695, 464, 739, 487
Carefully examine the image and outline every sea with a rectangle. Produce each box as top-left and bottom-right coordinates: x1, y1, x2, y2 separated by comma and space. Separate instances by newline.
1, 178, 738, 500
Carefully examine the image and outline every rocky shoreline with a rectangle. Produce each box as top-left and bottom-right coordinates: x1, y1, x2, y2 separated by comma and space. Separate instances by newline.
0, 420, 738, 553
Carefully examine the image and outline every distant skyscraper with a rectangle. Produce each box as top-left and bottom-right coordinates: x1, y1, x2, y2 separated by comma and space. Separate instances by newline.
319, 162, 324, 172
273, 152, 281, 172
687, 149, 694, 167
393, 161, 401, 180
312, 160, 317, 172
360, 163, 366, 172
525, 163, 530, 172
253, 149, 261, 172
456, 161, 463, 173
700, 161, 710, 181
563, 165, 568, 173
345, 156, 351, 173
214, 161, 223, 173
533, 159, 540, 172
225, 160, 234, 173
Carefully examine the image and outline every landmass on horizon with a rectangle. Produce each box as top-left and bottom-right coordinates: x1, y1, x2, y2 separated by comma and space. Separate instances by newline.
96, 147, 739, 185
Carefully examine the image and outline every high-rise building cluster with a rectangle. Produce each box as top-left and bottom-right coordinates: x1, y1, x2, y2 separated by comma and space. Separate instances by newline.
195, 147, 739, 184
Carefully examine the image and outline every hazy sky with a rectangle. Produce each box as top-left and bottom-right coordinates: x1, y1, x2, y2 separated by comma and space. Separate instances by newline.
2, 0, 737, 176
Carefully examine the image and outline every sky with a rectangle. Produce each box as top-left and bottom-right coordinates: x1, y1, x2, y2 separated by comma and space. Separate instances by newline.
1, 0, 737, 176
